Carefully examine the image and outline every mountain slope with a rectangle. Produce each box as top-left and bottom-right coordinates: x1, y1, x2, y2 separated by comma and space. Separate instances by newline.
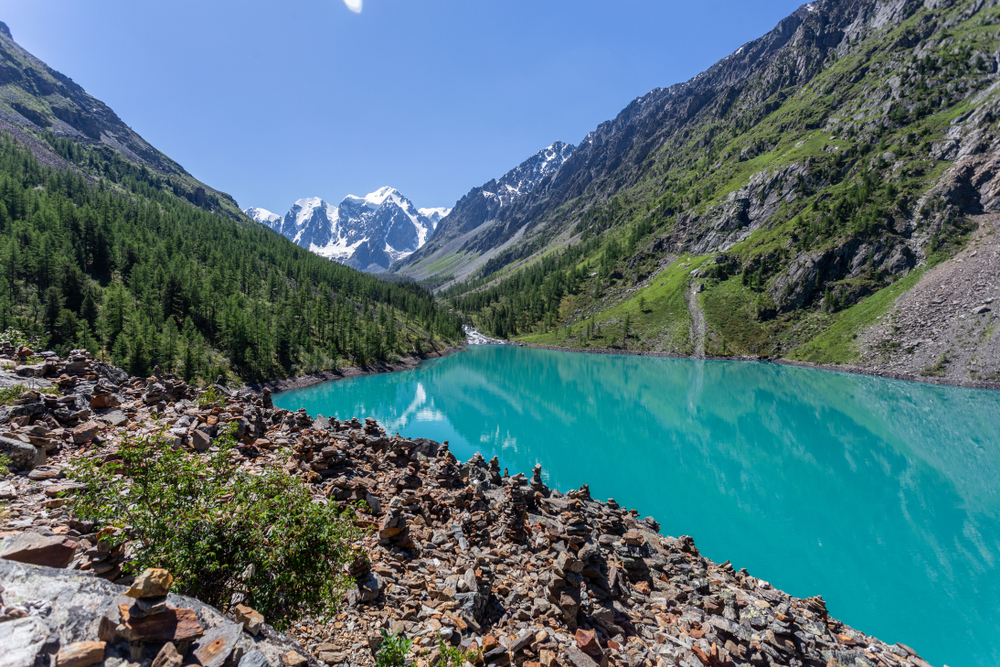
0, 23, 462, 380
0, 21, 243, 218
391, 142, 575, 283
248, 188, 447, 272
443, 0, 1000, 385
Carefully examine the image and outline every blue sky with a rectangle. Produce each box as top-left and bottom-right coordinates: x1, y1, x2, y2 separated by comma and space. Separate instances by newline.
0, 0, 804, 213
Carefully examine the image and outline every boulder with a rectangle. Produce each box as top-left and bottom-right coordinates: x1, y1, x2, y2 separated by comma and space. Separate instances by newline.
0, 560, 319, 667
1, 533, 78, 568
71, 421, 101, 444
0, 436, 43, 471
0, 616, 60, 667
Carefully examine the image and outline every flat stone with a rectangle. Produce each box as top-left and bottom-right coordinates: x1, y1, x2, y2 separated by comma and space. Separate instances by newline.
1, 533, 77, 568
55, 641, 106, 667
509, 629, 536, 654
193, 623, 244, 667
27, 465, 64, 481
118, 604, 203, 642
281, 651, 308, 667
0, 482, 17, 499
483, 646, 511, 666
564, 647, 600, 667
103, 410, 129, 427
127, 568, 174, 598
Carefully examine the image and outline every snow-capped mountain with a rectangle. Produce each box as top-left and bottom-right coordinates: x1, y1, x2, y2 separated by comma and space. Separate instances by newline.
246, 187, 450, 272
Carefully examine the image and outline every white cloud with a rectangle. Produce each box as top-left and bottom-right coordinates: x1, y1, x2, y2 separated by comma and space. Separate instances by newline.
342, 0, 362, 13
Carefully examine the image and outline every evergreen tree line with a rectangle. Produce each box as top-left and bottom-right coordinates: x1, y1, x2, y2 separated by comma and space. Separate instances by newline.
0, 133, 463, 380
445, 239, 604, 338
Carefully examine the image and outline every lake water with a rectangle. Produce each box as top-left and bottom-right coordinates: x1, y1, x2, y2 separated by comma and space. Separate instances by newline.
275, 345, 1000, 667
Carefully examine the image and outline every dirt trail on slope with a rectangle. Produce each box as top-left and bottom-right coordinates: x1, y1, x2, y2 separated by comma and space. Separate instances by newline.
687, 278, 707, 358
857, 214, 1000, 382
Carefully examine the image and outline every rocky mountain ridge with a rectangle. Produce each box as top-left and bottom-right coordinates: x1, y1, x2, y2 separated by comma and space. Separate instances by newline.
392, 142, 575, 283
247, 188, 450, 272
0, 21, 242, 217
439, 0, 1000, 384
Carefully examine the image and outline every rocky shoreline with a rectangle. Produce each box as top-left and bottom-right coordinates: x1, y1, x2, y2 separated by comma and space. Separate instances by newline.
0, 347, 940, 667
247, 347, 466, 394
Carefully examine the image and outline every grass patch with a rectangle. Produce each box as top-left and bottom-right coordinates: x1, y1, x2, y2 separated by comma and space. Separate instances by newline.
701, 277, 780, 356
519, 255, 708, 352
788, 269, 924, 364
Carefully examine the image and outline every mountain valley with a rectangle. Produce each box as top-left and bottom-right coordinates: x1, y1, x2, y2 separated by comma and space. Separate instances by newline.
401, 0, 1000, 387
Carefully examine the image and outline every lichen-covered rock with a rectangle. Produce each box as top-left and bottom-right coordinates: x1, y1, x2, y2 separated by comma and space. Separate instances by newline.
0, 561, 321, 667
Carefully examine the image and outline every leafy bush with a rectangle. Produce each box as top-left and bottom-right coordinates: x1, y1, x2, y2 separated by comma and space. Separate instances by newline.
70, 429, 364, 629
0, 454, 10, 475
376, 630, 413, 667
195, 386, 227, 407
437, 638, 480, 667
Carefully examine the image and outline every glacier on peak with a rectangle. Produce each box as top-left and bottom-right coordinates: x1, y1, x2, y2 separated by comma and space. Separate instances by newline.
245, 187, 448, 273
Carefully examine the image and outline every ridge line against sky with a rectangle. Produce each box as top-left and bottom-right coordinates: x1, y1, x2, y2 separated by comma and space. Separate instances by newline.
0, 0, 805, 213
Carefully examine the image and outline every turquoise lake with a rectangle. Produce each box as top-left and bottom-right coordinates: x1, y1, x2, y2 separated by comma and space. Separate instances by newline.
274, 345, 1000, 667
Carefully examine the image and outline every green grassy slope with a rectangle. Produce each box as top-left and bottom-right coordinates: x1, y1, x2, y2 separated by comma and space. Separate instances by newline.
447, 0, 999, 364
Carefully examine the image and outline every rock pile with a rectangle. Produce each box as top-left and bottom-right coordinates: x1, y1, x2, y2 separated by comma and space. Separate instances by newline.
0, 560, 316, 667
0, 364, 938, 667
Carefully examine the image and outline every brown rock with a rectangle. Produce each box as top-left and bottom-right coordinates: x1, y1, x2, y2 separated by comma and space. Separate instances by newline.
0, 533, 77, 568
234, 603, 265, 636
127, 568, 174, 598
55, 641, 106, 667
151, 642, 183, 667
282, 651, 308, 667
90, 392, 120, 410
71, 421, 101, 444
575, 629, 600, 655
117, 604, 203, 642
621, 531, 644, 546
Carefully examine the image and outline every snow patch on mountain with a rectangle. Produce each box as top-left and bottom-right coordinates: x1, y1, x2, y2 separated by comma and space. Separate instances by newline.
245, 207, 282, 227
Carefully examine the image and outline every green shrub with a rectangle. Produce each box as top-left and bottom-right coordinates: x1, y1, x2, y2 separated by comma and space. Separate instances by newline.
0, 385, 25, 406
70, 429, 364, 629
195, 386, 227, 407
376, 630, 413, 667
437, 638, 480, 667
0, 454, 10, 474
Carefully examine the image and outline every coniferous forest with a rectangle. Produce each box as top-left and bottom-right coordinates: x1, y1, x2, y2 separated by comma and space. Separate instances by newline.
0, 132, 463, 381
